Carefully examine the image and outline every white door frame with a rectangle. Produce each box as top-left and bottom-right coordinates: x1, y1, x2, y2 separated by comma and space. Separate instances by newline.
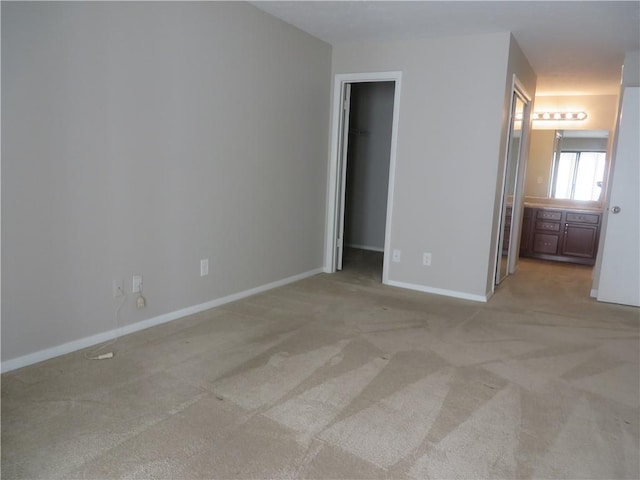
335, 83, 351, 271
324, 71, 402, 284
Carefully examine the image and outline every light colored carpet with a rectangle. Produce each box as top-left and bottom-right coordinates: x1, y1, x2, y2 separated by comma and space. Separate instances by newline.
2, 250, 639, 479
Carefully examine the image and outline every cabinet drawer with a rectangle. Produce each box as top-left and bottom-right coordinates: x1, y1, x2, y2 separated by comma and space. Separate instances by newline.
537, 210, 562, 221
535, 221, 561, 232
533, 233, 559, 254
566, 212, 599, 224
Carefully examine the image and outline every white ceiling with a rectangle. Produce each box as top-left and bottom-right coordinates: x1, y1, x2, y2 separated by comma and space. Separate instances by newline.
251, 1, 640, 96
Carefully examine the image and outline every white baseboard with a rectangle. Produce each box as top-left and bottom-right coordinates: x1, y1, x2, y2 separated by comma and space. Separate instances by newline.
1, 267, 324, 374
346, 243, 384, 253
590, 288, 598, 298
385, 279, 488, 303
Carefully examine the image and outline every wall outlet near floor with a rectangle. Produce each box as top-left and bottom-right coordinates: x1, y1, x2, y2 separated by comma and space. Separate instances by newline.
392, 249, 401, 263
136, 295, 146, 309
200, 259, 209, 276
423, 252, 432, 266
132, 274, 143, 293
112, 279, 124, 298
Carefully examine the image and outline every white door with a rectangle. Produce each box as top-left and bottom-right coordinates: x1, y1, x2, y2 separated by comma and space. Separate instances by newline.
597, 87, 640, 306
336, 83, 351, 271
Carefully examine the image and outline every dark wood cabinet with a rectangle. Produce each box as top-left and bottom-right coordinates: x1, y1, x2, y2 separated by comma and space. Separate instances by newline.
519, 207, 534, 253
519, 207, 601, 265
562, 224, 599, 258
533, 233, 560, 255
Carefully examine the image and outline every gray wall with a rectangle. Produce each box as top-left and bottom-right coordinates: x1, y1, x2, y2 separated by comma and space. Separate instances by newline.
333, 33, 535, 299
344, 82, 394, 251
622, 50, 639, 87
2, 2, 331, 364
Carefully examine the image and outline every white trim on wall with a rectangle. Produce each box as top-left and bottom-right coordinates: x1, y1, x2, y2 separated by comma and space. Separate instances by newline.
324, 71, 402, 284
346, 243, 385, 252
1, 267, 323, 373
386, 279, 489, 303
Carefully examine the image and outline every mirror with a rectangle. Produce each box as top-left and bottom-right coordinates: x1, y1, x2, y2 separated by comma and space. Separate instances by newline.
525, 129, 609, 204
496, 87, 530, 285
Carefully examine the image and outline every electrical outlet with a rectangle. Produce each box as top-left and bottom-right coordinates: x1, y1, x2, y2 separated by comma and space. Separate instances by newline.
136, 295, 146, 308
132, 274, 143, 293
113, 279, 124, 298
392, 249, 401, 263
423, 252, 432, 266
200, 259, 209, 276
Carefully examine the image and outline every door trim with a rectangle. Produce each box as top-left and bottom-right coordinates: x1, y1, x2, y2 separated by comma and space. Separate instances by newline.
336, 83, 352, 271
324, 71, 402, 284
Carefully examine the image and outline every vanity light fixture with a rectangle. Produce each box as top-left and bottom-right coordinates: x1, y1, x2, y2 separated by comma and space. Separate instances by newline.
529, 111, 588, 121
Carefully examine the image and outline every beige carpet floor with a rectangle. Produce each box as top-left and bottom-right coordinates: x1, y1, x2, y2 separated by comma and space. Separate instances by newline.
2, 250, 639, 479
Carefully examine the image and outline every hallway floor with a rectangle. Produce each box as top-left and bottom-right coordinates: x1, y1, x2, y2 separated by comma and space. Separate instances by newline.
2, 253, 639, 479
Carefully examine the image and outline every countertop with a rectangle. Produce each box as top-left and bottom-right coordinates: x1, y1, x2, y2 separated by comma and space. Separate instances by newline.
523, 197, 603, 213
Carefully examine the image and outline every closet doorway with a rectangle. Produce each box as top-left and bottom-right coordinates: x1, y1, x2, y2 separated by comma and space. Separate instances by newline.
325, 72, 402, 282
343, 81, 395, 276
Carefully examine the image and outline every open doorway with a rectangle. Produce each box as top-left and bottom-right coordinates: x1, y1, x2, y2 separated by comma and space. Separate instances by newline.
503, 100, 618, 302
325, 72, 402, 283
342, 81, 395, 278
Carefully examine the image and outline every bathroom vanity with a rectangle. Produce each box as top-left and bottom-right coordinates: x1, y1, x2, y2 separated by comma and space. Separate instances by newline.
517, 128, 608, 267
519, 206, 601, 265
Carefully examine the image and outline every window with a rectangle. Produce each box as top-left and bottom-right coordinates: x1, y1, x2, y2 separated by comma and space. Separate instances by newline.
551, 150, 606, 201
